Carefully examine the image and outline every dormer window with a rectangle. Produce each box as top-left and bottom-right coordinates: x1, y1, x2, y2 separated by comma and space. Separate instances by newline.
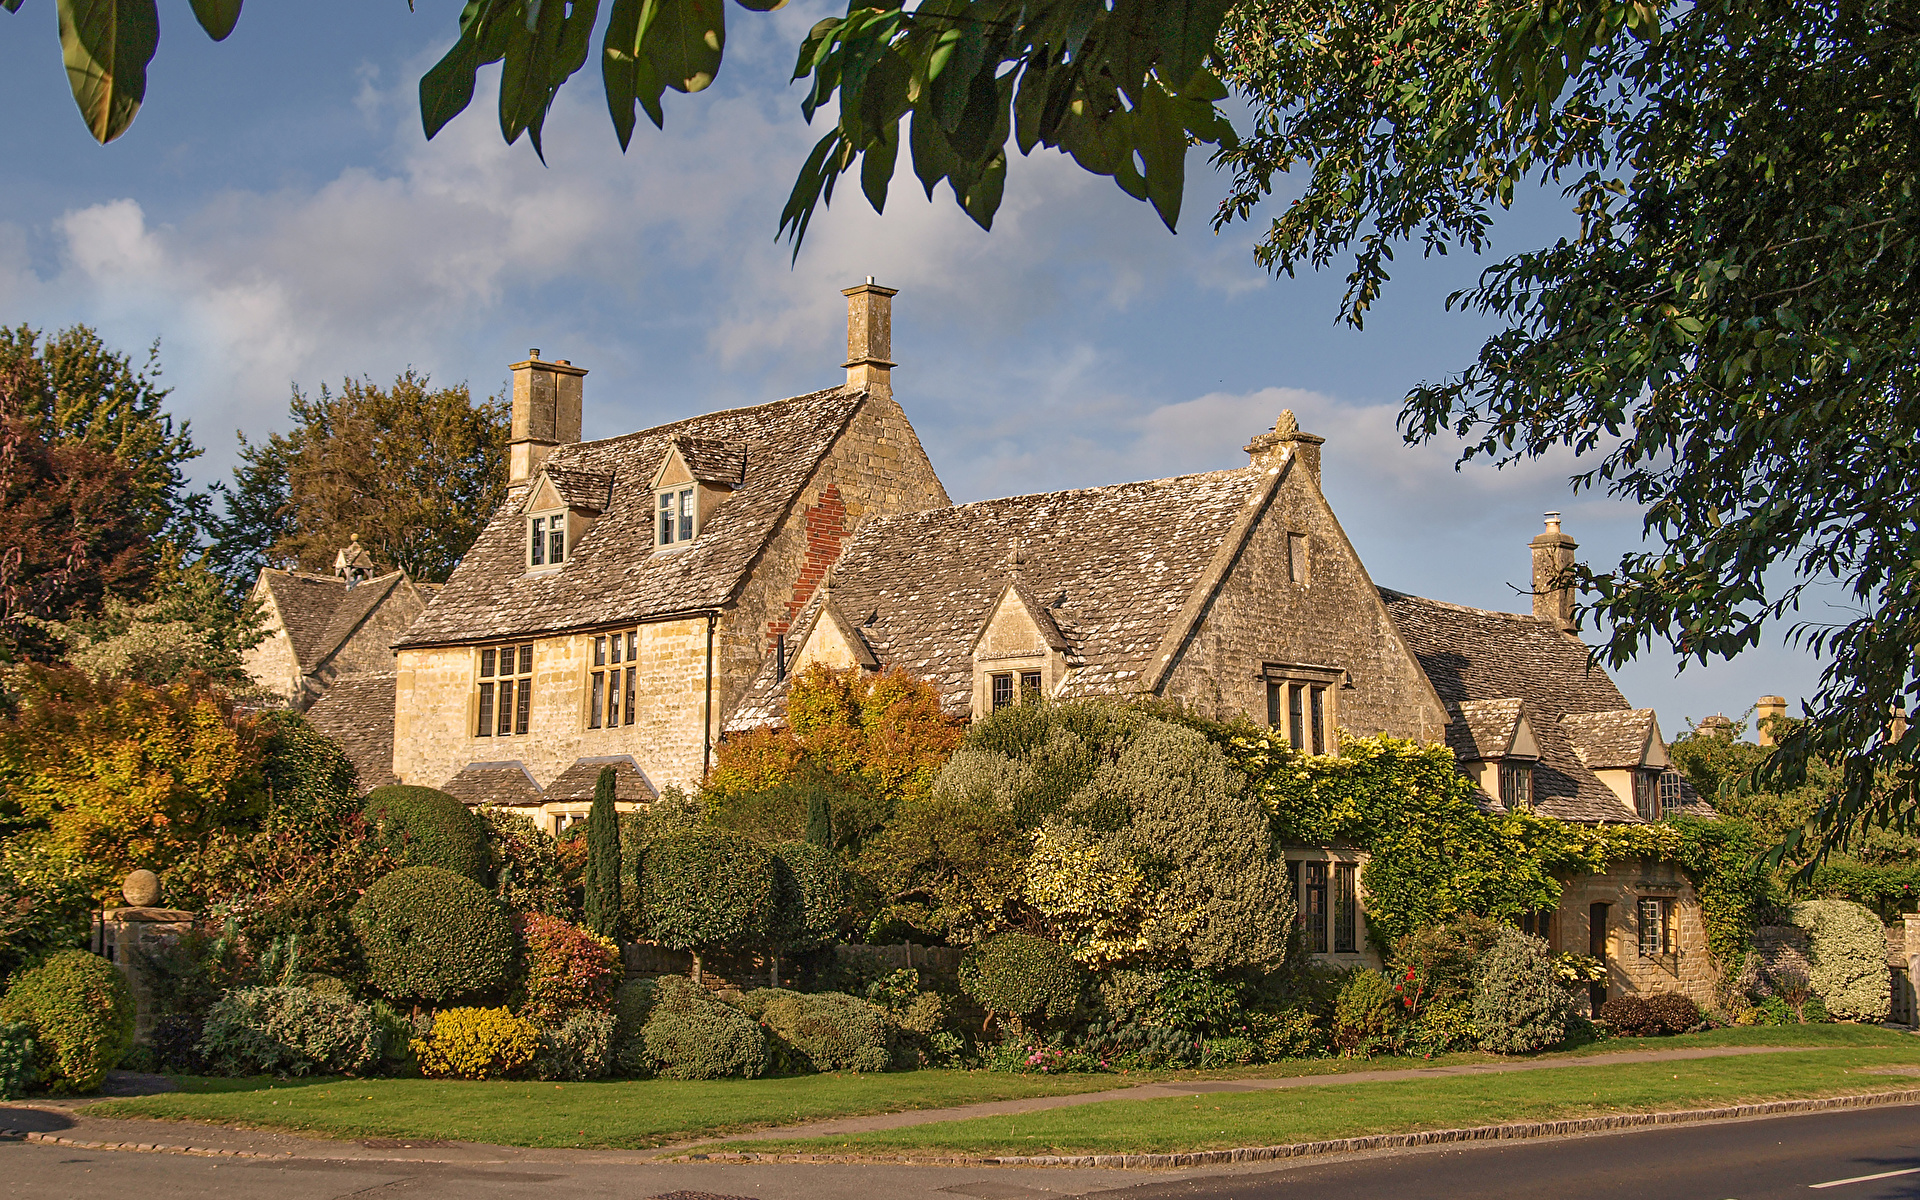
1500, 761, 1534, 810
658, 485, 697, 546
529, 512, 565, 567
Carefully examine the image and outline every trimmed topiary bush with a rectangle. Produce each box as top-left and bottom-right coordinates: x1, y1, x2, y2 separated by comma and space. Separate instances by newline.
531, 1010, 615, 1081
611, 978, 660, 1078
362, 785, 491, 882
350, 866, 514, 1004
639, 976, 768, 1080
413, 1006, 539, 1079
959, 933, 1083, 1029
638, 827, 778, 976
0, 1022, 36, 1099
1643, 992, 1703, 1034
195, 987, 382, 1077
0, 949, 134, 1093
514, 913, 621, 1026
756, 991, 891, 1073
770, 841, 850, 953
1789, 899, 1892, 1022
1471, 929, 1570, 1054
1596, 995, 1660, 1036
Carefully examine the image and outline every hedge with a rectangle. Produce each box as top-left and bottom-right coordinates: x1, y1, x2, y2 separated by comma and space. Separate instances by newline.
638, 827, 778, 962
755, 990, 891, 1073
0, 1022, 35, 1099
1790, 899, 1892, 1022
362, 785, 490, 882
413, 1007, 538, 1079
350, 866, 514, 1003
0, 950, 133, 1093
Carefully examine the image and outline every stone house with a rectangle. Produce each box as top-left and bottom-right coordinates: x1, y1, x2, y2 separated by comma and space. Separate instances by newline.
242, 537, 431, 712
386, 283, 949, 833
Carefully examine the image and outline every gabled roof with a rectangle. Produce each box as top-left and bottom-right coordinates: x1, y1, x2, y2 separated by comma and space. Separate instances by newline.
541, 466, 615, 513
440, 761, 544, 807
1562, 708, 1667, 770
670, 436, 748, 486
1379, 588, 1640, 823
397, 387, 866, 647
260, 569, 408, 674
978, 574, 1072, 655
303, 674, 397, 792
1447, 698, 1526, 761
728, 468, 1268, 726
543, 756, 660, 804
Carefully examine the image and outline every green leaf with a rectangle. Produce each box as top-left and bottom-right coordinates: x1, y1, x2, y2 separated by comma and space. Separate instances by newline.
188, 0, 241, 41
58, 0, 159, 144
860, 122, 899, 212
640, 0, 725, 94
731, 0, 786, 10
3, 0, 29, 13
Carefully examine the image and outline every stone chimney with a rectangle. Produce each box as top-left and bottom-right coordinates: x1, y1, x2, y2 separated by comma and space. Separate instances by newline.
1530, 512, 1578, 632
1246, 409, 1325, 486
1755, 695, 1788, 746
508, 349, 587, 486
843, 279, 897, 393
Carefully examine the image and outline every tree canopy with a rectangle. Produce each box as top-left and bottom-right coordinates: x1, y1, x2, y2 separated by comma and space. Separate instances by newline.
206, 370, 509, 588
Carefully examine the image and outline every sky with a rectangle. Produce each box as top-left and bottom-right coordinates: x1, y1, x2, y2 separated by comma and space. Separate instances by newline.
0, 1, 1830, 737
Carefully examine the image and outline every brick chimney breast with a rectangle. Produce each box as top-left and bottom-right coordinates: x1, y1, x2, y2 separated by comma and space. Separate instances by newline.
843, 278, 898, 393
508, 350, 588, 485
1530, 512, 1578, 632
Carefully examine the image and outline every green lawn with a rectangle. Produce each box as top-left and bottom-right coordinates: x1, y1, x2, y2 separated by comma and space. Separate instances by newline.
81, 1025, 1918, 1152
714, 1036, 1920, 1159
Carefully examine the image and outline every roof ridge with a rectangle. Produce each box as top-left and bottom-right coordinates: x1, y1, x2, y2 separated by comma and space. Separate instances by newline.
857, 467, 1260, 531
1378, 585, 1543, 625
558, 385, 852, 456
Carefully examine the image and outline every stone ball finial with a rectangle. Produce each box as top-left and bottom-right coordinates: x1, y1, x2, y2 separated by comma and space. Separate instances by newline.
122, 869, 161, 908
1275, 409, 1299, 437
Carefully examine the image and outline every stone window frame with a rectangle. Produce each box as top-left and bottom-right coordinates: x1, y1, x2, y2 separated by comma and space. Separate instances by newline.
527, 508, 567, 569
587, 629, 640, 730
1284, 847, 1366, 958
1499, 760, 1535, 811
1657, 769, 1686, 815
988, 668, 1043, 711
1262, 662, 1342, 755
656, 483, 700, 547
476, 642, 535, 738
1286, 530, 1310, 585
1637, 894, 1676, 957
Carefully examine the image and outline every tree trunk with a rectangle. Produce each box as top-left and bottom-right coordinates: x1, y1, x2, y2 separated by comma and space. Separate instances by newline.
769, 952, 781, 989
691, 951, 704, 985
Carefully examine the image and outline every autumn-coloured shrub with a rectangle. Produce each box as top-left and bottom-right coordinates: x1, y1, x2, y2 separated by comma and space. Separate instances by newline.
514, 913, 620, 1026
412, 1007, 538, 1079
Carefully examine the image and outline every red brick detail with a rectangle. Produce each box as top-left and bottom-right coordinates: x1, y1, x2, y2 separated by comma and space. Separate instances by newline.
768, 485, 849, 651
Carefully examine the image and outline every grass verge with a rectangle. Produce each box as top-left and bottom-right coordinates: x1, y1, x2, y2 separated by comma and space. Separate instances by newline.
713, 1040, 1920, 1158
80, 1024, 1916, 1152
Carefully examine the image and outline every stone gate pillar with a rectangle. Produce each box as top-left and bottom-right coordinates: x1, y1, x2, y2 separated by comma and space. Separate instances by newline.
90, 871, 195, 1045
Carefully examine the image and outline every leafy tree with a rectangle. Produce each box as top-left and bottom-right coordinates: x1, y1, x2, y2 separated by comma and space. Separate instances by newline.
206, 371, 508, 588
0, 324, 202, 544
855, 788, 1027, 943
8, 0, 1240, 245
637, 826, 777, 979
1212, 0, 1920, 857
46, 548, 264, 686
583, 767, 621, 938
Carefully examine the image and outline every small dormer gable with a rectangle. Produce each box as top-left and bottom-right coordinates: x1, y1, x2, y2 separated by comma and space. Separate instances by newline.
1562, 708, 1670, 819
651, 437, 746, 550
969, 549, 1072, 717
786, 590, 880, 676
524, 466, 614, 571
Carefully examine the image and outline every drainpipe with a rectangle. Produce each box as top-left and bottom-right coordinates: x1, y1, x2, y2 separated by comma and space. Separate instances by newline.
702, 611, 717, 778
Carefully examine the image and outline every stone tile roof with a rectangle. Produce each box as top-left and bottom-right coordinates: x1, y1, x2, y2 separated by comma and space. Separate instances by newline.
673, 436, 748, 485
303, 674, 397, 791
397, 387, 864, 647
1447, 698, 1525, 761
542, 466, 615, 513
262, 569, 408, 673
441, 761, 544, 807
1379, 589, 1638, 823
543, 756, 660, 804
1562, 708, 1659, 769
729, 469, 1266, 727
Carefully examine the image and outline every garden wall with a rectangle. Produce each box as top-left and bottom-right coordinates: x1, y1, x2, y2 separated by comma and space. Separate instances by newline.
1555, 859, 1718, 1006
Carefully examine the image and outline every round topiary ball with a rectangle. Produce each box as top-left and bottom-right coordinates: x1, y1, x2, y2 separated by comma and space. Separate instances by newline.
0, 949, 134, 1093
361, 785, 491, 882
350, 866, 514, 1004
958, 932, 1083, 1025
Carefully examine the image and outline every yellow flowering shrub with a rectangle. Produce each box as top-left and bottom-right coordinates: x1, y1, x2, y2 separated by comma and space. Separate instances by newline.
1024, 824, 1185, 968
411, 1007, 537, 1080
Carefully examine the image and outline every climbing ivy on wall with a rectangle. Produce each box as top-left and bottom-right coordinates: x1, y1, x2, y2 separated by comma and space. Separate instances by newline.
1175, 717, 1769, 966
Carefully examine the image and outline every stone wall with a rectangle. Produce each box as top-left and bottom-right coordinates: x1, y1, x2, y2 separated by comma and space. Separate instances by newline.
1161, 451, 1448, 743
1554, 859, 1718, 1005
240, 587, 301, 703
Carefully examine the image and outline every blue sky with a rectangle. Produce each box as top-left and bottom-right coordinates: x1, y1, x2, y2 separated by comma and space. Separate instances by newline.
0, 1, 1829, 736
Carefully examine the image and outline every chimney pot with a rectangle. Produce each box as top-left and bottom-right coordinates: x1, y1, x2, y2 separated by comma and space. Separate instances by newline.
842, 280, 898, 393
508, 351, 588, 485
1529, 513, 1579, 632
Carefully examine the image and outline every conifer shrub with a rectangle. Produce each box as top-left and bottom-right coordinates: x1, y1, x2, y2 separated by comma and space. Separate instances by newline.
350, 866, 513, 1004
639, 976, 768, 1080
361, 785, 490, 882
412, 1006, 538, 1079
1471, 929, 1570, 1053
531, 1010, 615, 1081
0, 949, 133, 1093
959, 933, 1083, 1029
1789, 899, 1892, 1022
0, 1022, 36, 1099
583, 768, 620, 937
514, 913, 620, 1026
195, 986, 382, 1076
756, 991, 891, 1073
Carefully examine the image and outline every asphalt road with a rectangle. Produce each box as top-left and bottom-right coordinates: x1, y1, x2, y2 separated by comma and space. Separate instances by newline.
5, 1105, 1917, 1200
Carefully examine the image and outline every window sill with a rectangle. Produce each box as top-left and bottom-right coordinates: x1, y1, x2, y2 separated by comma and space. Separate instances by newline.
523, 564, 564, 575
650, 541, 698, 556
